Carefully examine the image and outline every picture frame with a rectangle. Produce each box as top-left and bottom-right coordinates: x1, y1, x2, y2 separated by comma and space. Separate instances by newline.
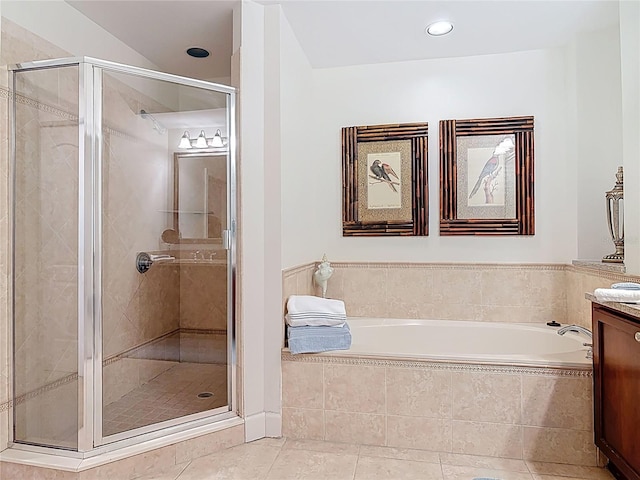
342, 122, 428, 236
439, 116, 534, 235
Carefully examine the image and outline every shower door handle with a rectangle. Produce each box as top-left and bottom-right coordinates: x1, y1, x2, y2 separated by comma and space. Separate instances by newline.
222, 229, 231, 250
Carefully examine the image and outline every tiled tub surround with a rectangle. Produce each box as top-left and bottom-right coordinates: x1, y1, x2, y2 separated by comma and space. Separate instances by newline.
283, 262, 640, 333
280, 262, 638, 468
282, 353, 596, 466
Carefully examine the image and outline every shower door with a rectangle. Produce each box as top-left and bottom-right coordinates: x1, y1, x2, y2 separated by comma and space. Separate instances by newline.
11, 57, 236, 452
96, 67, 236, 445
12, 64, 81, 450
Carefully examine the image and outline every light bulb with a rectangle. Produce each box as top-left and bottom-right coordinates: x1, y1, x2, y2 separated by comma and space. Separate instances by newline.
426, 21, 454, 36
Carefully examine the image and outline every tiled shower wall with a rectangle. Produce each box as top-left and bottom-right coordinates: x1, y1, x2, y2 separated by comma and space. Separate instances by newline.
0, 19, 180, 447
283, 262, 640, 333
179, 263, 227, 331
0, 19, 232, 451
0, 17, 75, 451
101, 70, 180, 360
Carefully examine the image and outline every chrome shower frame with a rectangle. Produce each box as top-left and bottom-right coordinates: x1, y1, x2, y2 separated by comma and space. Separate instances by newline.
8, 57, 238, 457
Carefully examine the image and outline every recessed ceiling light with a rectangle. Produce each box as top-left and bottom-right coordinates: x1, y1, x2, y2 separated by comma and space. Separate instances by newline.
426, 21, 454, 37
186, 47, 210, 58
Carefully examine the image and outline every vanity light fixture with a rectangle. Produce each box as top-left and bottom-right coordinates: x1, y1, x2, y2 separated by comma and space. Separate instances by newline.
195, 130, 208, 148
178, 131, 192, 149
177, 129, 228, 149
211, 129, 224, 148
426, 21, 454, 36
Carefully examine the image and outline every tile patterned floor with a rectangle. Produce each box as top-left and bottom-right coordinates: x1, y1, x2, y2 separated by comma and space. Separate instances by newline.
103, 363, 228, 436
136, 438, 617, 480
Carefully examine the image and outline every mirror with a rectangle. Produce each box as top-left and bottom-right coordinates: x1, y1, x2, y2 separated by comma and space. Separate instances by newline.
172, 150, 227, 242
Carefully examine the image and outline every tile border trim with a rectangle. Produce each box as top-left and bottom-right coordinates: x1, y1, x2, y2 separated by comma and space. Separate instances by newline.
282, 263, 315, 277
281, 352, 592, 378
283, 262, 640, 281
567, 264, 640, 283
0, 372, 77, 413
0, 87, 77, 122
324, 262, 568, 271
1, 87, 139, 141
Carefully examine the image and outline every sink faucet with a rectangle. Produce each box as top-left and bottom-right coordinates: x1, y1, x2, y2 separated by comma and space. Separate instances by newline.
557, 324, 592, 339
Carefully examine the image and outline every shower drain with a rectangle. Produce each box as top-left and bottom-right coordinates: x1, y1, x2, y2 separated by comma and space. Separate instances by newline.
197, 392, 214, 398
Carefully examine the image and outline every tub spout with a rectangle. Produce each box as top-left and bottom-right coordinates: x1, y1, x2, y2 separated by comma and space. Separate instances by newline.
557, 324, 592, 339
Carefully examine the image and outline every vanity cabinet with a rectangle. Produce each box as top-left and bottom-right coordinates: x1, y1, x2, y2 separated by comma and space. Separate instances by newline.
592, 304, 640, 480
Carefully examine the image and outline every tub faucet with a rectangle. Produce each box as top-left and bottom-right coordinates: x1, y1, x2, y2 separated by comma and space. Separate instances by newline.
558, 325, 593, 360
557, 324, 592, 339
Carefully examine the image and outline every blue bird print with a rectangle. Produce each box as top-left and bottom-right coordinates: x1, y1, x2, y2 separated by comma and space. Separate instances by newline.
468, 155, 499, 199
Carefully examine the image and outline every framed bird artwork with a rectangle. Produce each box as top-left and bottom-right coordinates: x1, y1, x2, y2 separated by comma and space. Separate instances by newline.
439, 116, 535, 235
341, 122, 428, 236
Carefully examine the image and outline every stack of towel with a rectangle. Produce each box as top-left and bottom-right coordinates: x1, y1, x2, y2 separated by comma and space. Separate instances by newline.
594, 282, 640, 303
285, 295, 351, 354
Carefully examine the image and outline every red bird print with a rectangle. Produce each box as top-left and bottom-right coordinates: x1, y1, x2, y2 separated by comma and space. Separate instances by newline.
382, 163, 399, 182
370, 159, 400, 192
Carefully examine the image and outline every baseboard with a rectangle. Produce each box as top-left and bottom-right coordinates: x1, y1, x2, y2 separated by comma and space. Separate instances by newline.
0, 416, 244, 471
244, 412, 266, 442
265, 412, 281, 437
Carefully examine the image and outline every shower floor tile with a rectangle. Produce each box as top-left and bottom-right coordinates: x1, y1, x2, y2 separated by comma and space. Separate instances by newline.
103, 362, 227, 437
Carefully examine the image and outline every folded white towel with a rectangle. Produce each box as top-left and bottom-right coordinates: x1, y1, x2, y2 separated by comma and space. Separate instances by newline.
285, 314, 345, 328
594, 288, 640, 303
285, 295, 347, 327
286, 295, 346, 316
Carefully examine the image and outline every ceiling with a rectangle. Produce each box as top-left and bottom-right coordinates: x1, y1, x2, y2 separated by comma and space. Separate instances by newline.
66, 0, 236, 79
66, 0, 620, 79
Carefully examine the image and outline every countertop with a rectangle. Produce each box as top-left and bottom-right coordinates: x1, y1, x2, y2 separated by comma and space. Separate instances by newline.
586, 292, 640, 320
572, 260, 625, 274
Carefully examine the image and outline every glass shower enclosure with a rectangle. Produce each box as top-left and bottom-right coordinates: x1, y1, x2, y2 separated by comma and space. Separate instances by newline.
9, 57, 236, 453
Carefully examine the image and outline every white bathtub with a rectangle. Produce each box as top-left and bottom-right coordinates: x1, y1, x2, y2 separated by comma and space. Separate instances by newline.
328, 318, 592, 367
